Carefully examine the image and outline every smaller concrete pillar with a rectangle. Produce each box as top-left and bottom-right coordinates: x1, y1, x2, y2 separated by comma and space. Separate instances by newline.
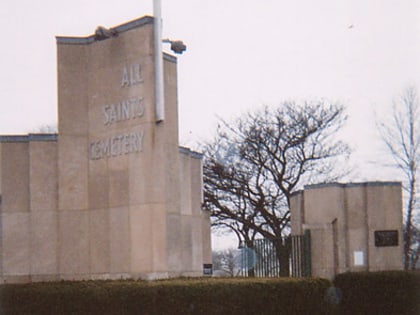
290, 182, 403, 279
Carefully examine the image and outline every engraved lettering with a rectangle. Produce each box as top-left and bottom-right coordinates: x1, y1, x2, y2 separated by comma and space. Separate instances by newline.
121, 100, 130, 120
109, 105, 117, 124
132, 63, 142, 85
93, 61, 146, 160
102, 138, 110, 157
121, 63, 143, 87
121, 66, 130, 87
103, 105, 110, 125
133, 97, 145, 118
102, 97, 145, 126
89, 131, 145, 160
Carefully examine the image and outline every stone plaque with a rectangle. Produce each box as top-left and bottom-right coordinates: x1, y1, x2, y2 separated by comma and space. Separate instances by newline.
374, 230, 398, 247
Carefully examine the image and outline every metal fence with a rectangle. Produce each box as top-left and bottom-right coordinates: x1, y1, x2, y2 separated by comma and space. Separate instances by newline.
236, 232, 311, 277
291, 230, 311, 277
237, 238, 287, 277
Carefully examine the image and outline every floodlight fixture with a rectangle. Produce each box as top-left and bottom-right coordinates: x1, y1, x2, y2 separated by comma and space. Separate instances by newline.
162, 39, 187, 54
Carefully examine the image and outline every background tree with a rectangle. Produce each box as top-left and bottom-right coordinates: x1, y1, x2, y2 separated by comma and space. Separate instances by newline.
409, 222, 420, 269
212, 248, 238, 276
378, 87, 420, 270
34, 124, 58, 133
203, 100, 351, 276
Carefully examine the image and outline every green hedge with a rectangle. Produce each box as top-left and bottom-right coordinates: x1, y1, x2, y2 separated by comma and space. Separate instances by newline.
334, 271, 420, 315
0, 277, 332, 315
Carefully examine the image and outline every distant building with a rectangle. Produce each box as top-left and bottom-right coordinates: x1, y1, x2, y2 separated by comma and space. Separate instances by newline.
0, 16, 211, 283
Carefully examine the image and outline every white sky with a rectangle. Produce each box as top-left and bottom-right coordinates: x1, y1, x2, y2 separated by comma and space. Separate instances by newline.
1, 1, 419, 248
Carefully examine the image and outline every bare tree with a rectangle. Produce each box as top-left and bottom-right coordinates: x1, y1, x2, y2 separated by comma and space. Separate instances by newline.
409, 221, 420, 269
378, 87, 420, 270
33, 124, 58, 133
203, 100, 350, 276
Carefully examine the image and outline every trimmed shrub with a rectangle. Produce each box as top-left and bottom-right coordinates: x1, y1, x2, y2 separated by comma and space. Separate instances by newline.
0, 277, 333, 315
334, 271, 420, 315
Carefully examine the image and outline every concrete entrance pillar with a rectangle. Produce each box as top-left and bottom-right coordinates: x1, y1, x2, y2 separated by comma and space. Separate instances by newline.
290, 182, 403, 279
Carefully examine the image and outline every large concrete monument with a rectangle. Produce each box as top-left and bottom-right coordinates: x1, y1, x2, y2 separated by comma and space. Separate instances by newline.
0, 16, 211, 282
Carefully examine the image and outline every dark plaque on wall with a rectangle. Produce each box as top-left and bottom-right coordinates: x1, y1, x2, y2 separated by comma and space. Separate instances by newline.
374, 230, 398, 247
203, 263, 213, 276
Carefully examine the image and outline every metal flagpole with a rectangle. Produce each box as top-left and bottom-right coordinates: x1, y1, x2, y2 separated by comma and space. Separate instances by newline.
153, 0, 164, 122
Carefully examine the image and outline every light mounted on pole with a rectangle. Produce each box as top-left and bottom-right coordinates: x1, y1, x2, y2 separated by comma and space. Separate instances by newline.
162, 39, 187, 54
153, 0, 187, 123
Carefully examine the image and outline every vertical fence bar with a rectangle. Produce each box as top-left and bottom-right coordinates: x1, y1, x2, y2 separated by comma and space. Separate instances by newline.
263, 239, 267, 277
254, 242, 258, 277
292, 236, 295, 276
277, 239, 280, 276
303, 229, 311, 277
268, 240, 270, 276
291, 236, 296, 276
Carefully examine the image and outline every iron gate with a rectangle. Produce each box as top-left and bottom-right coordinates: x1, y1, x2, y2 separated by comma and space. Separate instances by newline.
236, 231, 311, 277
237, 238, 288, 277
291, 230, 311, 277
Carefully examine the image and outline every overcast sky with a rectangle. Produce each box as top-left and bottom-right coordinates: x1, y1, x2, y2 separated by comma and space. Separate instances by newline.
1, 0, 419, 250
1, 0, 419, 181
